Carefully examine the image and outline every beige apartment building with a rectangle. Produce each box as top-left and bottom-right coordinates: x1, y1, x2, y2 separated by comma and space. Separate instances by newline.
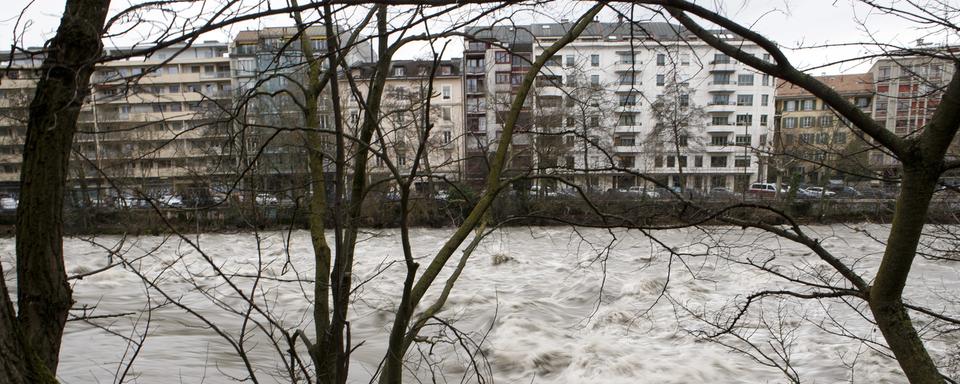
773, 73, 873, 184
0, 42, 236, 202
343, 60, 465, 190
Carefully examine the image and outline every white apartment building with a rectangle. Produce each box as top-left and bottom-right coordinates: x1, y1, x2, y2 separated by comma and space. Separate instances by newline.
465, 22, 776, 192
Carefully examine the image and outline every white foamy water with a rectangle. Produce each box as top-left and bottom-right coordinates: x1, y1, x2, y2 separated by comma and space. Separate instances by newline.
2, 225, 958, 383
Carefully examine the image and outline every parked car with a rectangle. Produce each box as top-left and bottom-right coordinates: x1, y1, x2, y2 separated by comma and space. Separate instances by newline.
0, 196, 18, 211
118, 194, 150, 209
627, 186, 660, 199
255, 193, 278, 206
160, 194, 184, 208
709, 187, 735, 199
747, 183, 778, 198
805, 187, 836, 197
835, 186, 862, 198
793, 187, 820, 199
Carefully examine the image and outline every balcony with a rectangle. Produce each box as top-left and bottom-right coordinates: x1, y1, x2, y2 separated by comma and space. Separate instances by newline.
705, 101, 737, 113
465, 66, 485, 75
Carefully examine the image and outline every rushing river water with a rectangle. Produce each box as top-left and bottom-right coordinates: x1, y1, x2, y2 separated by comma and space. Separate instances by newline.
2, 225, 958, 383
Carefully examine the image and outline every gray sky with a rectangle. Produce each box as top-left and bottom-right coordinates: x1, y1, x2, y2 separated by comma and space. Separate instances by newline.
0, 0, 948, 74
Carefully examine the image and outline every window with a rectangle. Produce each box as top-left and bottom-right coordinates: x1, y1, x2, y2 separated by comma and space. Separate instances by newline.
495, 72, 510, 84
762, 74, 770, 86
738, 74, 754, 86
818, 115, 834, 127
619, 94, 637, 106
711, 115, 729, 125
678, 135, 688, 147
678, 156, 688, 167
442, 131, 452, 143
204, 64, 215, 73
710, 155, 728, 167
398, 154, 406, 166
619, 53, 635, 64
735, 135, 751, 146
190, 65, 201, 73
566, 117, 575, 127
654, 156, 664, 167
833, 131, 847, 144
816, 133, 830, 144
619, 156, 635, 168
761, 94, 769, 106
618, 114, 636, 126
589, 116, 600, 127
591, 54, 600, 67
442, 106, 452, 121
855, 97, 870, 108
393, 66, 405, 76
565, 55, 574, 67
495, 51, 510, 64
591, 74, 600, 86
784, 100, 797, 112
169, 85, 180, 93
711, 135, 728, 146
442, 85, 451, 100
734, 156, 750, 168
799, 116, 815, 128
656, 74, 665, 86
713, 54, 730, 64
737, 94, 753, 106
667, 155, 675, 167
694, 155, 703, 167
878, 66, 891, 81
736, 114, 753, 126
679, 94, 689, 107
615, 135, 636, 146
618, 72, 636, 85
763, 53, 771, 62
166, 66, 179, 75
656, 54, 666, 66
169, 103, 182, 112
785, 134, 795, 145
713, 73, 730, 85
711, 94, 730, 105
680, 54, 690, 65
801, 99, 816, 111
760, 115, 768, 126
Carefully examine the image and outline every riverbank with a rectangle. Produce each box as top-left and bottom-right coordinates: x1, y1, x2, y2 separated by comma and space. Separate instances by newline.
0, 195, 950, 236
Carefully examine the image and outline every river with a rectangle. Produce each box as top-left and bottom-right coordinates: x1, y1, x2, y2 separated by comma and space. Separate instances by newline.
2, 225, 957, 383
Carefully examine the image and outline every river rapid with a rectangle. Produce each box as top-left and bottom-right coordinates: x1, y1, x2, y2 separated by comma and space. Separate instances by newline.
2, 225, 958, 383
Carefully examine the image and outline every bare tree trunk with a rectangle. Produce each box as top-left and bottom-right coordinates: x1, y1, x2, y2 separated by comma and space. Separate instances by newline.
11, 0, 110, 375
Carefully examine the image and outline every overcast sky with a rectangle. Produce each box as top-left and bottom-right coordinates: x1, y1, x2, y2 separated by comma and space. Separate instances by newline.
0, 0, 949, 74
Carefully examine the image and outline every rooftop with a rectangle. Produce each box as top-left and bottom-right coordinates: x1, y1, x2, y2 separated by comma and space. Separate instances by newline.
776, 73, 874, 98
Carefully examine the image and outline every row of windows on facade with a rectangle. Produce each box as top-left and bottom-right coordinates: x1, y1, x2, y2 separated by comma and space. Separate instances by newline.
710, 114, 770, 126
390, 65, 456, 77
615, 154, 753, 169
781, 97, 871, 112
877, 63, 946, 81
97, 82, 232, 99
781, 115, 847, 129
235, 38, 327, 54
710, 93, 770, 106
384, 85, 454, 100
611, 133, 756, 147
495, 51, 770, 69
491, 69, 770, 88
781, 131, 848, 146
96, 63, 230, 81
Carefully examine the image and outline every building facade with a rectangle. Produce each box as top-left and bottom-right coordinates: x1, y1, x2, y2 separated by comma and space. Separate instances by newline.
342, 60, 464, 190
868, 53, 957, 177
773, 74, 874, 185
464, 21, 777, 192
